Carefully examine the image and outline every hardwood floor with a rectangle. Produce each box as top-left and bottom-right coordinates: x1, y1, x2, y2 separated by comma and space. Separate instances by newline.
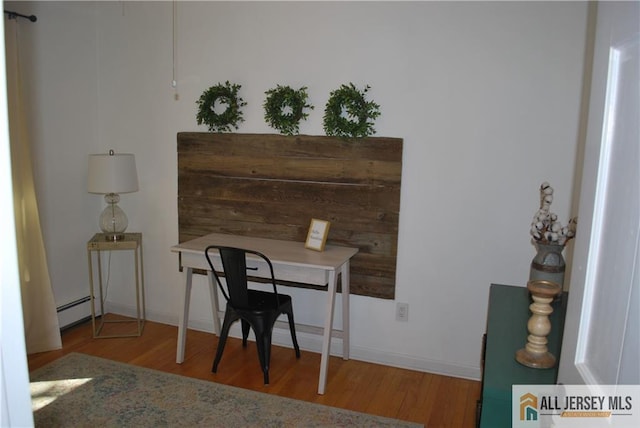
28, 317, 481, 427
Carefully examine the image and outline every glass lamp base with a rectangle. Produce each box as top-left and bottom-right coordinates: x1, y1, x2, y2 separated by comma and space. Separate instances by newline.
99, 193, 128, 240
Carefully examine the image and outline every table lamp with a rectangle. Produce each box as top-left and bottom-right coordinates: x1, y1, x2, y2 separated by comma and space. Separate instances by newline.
88, 150, 139, 241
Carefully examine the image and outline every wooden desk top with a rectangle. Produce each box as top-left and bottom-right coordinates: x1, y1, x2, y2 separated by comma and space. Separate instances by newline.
171, 233, 359, 270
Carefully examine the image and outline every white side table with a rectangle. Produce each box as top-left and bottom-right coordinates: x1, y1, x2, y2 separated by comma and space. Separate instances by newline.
87, 232, 146, 338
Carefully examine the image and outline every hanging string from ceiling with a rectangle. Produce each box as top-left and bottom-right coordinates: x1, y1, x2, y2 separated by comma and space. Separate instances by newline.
4, 10, 37, 22
172, 0, 179, 101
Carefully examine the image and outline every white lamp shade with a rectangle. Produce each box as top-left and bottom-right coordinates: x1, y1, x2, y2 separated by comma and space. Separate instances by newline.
88, 153, 139, 194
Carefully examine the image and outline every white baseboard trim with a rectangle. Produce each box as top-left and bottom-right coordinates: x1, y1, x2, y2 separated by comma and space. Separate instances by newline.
108, 303, 481, 382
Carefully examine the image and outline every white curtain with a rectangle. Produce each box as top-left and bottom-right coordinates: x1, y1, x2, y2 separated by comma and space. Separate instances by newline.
4, 16, 61, 353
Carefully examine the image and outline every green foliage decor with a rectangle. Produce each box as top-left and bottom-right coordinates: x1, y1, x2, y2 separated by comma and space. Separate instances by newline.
196, 81, 247, 132
323, 83, 381, 139
263, 85, 314, 136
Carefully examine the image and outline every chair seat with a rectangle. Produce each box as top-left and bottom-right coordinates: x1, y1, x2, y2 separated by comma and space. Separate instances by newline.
239, 289, 292, 313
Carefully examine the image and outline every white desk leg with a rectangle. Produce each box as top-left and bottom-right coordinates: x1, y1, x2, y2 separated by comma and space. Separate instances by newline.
176, 267, 193, 364
318, 269, 338, 395
341, 261, 350, 360
207, 271, 221, 335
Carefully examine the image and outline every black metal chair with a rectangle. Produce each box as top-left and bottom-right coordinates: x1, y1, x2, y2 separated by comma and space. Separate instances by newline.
205, 245, 301, 384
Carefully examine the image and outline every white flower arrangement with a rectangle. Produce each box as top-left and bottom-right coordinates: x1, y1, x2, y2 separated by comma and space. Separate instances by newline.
530, 182, 577, 246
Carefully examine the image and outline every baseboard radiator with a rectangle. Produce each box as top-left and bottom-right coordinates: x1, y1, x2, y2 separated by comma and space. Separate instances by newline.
56, 296, 92, 331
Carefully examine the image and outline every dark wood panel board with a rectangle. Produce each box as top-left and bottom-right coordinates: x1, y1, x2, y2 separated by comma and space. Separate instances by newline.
177, 132, 402, 299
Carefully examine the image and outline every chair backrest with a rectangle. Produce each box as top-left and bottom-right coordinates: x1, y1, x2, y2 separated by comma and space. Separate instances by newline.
204, 245, 279, 308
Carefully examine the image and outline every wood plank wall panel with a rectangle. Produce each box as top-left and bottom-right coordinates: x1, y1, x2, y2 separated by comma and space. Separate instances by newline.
177, 133, 402, 299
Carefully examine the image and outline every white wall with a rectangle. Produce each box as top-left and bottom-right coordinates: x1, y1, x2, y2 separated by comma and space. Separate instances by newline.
10, 1, 588, 380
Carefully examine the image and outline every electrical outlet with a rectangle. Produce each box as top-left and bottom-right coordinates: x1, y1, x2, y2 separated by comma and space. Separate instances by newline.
396, 302, 409, 322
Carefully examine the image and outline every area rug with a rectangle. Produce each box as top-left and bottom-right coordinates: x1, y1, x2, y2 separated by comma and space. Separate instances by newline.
30, 353, 420, 427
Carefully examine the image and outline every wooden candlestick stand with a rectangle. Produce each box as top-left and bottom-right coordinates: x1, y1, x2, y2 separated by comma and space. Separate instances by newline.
516, 279, 562, 369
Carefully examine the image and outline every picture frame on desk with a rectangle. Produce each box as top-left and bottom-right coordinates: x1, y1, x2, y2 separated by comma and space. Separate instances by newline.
305, 219, 330, 251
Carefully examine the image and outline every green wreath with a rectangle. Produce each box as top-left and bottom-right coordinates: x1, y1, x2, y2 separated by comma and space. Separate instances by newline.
323, 83, 381, 139
263, 85, 314, 136
196, 81, 247, 132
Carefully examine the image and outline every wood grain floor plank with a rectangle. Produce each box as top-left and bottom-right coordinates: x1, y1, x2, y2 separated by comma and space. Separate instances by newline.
28, 318, 480, 427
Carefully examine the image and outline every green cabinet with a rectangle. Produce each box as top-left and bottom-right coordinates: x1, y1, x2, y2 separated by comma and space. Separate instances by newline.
478, 284, 567, 428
